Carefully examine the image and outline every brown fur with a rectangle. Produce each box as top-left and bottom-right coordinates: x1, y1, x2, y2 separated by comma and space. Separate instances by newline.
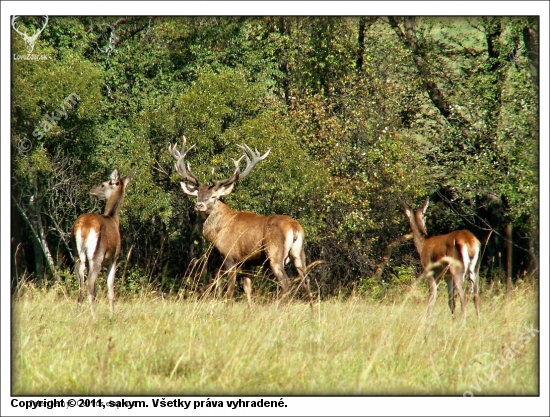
421, 231, 480, 268
73, 168, 136, 316
194, 184, 311, 308
170, 140, 311, 307
401, 197, 481, 318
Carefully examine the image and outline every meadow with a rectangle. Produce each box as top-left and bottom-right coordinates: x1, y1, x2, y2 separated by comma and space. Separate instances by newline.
12, 281, 538, 396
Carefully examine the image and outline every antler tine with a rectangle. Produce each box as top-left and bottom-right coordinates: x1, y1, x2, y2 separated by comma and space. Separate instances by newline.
234, 144, 271, 180
209, 155, 245, 189
168, 141, 196, 161
168, 137, 201, 186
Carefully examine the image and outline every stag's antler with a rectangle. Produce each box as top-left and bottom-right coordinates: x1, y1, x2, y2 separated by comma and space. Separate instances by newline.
210, 144, 270, 189
170, 138, 270, 190
168, 136, 201, 187
234, 144, 271, 180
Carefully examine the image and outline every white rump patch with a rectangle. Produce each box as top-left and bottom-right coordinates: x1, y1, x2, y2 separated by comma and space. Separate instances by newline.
74, 229, 84, 254
460, 245, 471, 282
468, 245, 480, 283
85, 230, 99, 260
289, 230, 303, 260
284, 230, 295, 258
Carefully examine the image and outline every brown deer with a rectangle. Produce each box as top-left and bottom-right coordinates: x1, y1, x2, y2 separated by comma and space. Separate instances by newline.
400, 197, 481, 318
73, 168, 137, 316
169, 137, 312, 308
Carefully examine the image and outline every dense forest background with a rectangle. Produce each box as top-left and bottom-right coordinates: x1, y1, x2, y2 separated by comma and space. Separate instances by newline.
10, 16, 539, 299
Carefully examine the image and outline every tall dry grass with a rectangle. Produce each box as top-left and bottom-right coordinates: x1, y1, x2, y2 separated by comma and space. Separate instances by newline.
12, 281, 538, 396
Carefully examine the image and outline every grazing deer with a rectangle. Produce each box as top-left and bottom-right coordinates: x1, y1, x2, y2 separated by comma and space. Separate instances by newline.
169, 137, 312, 308
73, 168, 137, 316
400, 197, 481, 318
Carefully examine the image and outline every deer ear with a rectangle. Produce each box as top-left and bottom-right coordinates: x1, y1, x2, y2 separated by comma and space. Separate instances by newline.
398, 199, 410, 215
110, 168, 120, 182
421, 197, 430, 214
214, 182, 235, 197
181, 182, 198, 196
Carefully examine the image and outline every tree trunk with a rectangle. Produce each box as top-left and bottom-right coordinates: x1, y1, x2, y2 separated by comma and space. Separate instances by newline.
12, 192, 61, 283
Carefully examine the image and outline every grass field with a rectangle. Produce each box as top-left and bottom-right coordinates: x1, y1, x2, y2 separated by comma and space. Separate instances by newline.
11, 281, 538, 397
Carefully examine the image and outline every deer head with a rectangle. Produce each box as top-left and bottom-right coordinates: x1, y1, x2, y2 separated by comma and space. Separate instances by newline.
169, 136, 270, 216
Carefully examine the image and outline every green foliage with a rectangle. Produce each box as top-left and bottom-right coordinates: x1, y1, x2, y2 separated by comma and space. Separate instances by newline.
358, 266, 417, 301
10, 16, 539, 295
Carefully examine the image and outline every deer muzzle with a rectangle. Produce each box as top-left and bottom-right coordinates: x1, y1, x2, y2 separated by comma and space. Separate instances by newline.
195, 202, 207, 212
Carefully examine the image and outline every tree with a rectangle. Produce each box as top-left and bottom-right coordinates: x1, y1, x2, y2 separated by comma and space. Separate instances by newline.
10, 16, 538, 295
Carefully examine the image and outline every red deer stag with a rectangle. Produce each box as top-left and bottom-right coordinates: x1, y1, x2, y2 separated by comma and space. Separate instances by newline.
169, 137, 312, 308
73, 168, 137, 316
400, 197, 481, 318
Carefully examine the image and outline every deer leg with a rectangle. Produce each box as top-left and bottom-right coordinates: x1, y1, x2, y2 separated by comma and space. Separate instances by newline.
87, 260, 102, 317
106, 259, 117, 317
76, 258, 87, 312
468, 249, 480, 296
454, 275, 466, 319
460, 247, 474, 295
270, 260, 291, 304
243, 276, 252, 308
290, 249, 313, 308
455, 261, 468, 318
459, 261, 471, 307
446, 278, 456, 317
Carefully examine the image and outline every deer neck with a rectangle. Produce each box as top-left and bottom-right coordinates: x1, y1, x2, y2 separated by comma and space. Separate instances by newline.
103, 186, 126, 225
201, 200, 235, 244
408, 217, 427, 257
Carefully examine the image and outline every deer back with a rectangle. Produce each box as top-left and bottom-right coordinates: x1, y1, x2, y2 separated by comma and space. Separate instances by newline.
73, 213, 121, 261
400, 197, 480, 269
421, 230, 478, 268
203, 201, 299, 263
